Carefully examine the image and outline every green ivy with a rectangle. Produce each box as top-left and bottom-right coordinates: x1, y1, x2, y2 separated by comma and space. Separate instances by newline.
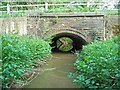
68, 36, 120, 89
1, 33, 51, 88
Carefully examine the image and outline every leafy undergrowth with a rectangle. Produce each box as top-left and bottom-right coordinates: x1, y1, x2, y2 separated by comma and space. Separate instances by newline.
0, 34, 51, 88
68, 35, 120, 89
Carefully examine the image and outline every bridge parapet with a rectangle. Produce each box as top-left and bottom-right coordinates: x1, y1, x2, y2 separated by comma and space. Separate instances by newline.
27, 12, 104, 42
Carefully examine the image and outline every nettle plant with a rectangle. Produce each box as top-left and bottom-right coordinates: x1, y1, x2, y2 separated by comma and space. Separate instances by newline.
68, 36, 120, 89
1, 34, 51, 88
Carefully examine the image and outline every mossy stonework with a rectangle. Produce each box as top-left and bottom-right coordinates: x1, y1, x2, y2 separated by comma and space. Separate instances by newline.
1, 13, 119, 43
27, 13, 105, 42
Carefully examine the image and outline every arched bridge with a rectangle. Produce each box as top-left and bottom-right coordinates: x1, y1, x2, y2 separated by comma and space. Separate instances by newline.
27, 13, 104, 51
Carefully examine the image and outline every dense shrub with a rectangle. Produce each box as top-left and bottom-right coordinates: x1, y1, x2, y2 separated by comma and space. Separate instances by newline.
0, 37, 1, 88
0, 34, 51, 88
68, 36, 120, 89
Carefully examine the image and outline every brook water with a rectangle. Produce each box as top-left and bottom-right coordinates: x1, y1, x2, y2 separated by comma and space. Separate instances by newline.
25, 53, 79, 88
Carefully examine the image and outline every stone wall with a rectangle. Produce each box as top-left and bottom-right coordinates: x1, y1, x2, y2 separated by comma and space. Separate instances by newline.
0, 17, 27, 35
0, 14, 119, 41
105, 15, 120, 38
27, 13, 105, 42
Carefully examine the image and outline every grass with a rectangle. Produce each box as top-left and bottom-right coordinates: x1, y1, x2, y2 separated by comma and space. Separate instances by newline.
0, 12, 27, 18
96, 10, 120, 15
0, 8, 119, 18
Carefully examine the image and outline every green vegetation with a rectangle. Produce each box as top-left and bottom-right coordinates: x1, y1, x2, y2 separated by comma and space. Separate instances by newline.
68, 35, 120, 89
1, 1, 119, 18
0, 34, 51, 88
0, 5, 97, 18
57, 37, 73, 52
96, 10, 120, 15
0, 9, 119, 18
47, 5, 96, 13
0, 12, 27, 18
0, 36, 1, 88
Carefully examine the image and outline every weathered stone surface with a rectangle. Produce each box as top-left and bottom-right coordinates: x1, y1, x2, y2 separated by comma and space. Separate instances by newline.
27, 13, 105, 42
1, 13, 118, 42
0, 17, 27, 35
104, 15, 120, 38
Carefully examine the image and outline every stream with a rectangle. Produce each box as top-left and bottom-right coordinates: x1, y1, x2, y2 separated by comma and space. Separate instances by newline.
24, 53, 79, 88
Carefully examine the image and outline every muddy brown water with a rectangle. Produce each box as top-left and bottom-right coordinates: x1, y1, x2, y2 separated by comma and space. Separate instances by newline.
24, 53, 79, 88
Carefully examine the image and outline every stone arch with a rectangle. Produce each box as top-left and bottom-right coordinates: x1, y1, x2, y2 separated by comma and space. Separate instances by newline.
44, 28, 89, 42
44, 28, 88, 52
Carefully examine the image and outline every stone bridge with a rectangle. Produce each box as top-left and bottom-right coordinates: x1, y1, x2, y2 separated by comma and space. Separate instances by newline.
27, 13, 104, 51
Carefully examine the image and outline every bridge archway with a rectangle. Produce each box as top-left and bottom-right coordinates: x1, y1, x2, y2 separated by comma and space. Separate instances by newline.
49, 30, 87, 52
28, 13, 104, 50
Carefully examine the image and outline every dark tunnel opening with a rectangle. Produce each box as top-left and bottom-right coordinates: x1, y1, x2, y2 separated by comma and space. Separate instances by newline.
50, 33, 87, 53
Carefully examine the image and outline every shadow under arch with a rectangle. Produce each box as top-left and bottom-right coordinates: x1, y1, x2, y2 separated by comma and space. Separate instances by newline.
49, 31, 87, 53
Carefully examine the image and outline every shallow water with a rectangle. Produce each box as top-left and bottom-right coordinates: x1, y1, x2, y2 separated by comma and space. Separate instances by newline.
25, 53, 79, 88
